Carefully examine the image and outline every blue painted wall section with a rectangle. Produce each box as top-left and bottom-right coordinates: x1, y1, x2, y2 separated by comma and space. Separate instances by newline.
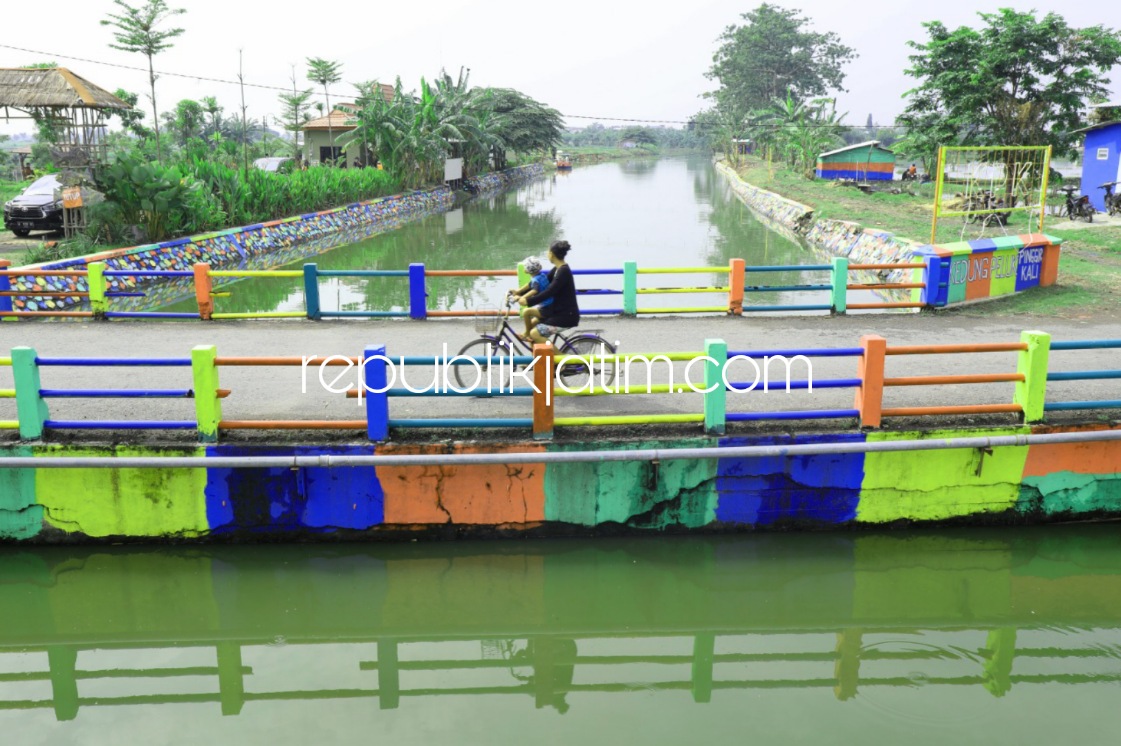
204, 446, 384, 534
716, 434, 866, 525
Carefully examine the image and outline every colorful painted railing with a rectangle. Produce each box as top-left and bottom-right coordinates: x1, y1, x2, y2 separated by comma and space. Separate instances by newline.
1, 257, 929, 321
3, 331, 1116, 442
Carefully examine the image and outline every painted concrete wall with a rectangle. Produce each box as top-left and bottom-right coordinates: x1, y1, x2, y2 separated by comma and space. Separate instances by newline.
2, 424, 1120, 543
10, 165, 546, 312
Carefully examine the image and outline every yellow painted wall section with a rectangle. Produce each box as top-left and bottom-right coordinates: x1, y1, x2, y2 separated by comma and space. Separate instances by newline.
857, 428, 1030, 523
36, 447, 208, 538
852, 535, 1012, 622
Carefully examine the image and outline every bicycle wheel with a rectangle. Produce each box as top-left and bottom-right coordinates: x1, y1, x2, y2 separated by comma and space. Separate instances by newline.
556, 335, 617, 390
453, 338, 512, 394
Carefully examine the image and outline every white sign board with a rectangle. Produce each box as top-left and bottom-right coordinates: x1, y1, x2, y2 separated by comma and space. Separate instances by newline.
444, 157, 464, 181
1098, 147, 1110, 161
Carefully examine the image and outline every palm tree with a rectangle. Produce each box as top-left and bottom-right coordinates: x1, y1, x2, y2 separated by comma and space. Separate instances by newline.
306, 58, 342, 165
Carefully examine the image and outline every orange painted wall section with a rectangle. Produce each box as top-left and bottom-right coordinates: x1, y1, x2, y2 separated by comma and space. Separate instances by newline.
377, 443, 547, 525
1023, 427, 1121, 477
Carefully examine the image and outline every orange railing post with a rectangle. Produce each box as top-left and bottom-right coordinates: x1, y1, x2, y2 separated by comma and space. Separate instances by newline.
193, 263, 214, 320
533, 342, 554, 440
855, 335, 886, 428
727, 258, 745, 315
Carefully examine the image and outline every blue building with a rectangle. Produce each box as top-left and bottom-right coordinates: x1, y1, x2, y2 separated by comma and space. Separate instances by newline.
1078, 117, 1121, 213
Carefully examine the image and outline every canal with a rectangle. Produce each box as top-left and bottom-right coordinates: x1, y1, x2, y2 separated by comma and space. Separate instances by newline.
2, 524, 1120, 742
161, 155, 841, 316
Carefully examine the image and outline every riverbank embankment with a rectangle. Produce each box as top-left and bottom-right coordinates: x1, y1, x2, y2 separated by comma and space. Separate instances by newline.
719, 156, 1121, 318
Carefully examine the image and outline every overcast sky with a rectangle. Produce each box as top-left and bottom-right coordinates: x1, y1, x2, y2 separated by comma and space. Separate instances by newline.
2, 0, 1120, 137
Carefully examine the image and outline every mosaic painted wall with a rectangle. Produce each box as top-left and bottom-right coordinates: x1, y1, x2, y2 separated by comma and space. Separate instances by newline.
2, 423, 1118, 542
8, 165, 545, 312
716, 162, 1062, 306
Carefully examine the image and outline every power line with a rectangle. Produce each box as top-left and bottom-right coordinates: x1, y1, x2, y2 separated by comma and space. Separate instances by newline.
0, 43, 912, 129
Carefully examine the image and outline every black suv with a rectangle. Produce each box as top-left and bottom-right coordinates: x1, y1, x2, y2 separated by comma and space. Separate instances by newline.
3, 175, 63, 237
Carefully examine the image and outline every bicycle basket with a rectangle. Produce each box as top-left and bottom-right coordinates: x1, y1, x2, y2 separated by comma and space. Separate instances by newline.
474, 306, 503, 334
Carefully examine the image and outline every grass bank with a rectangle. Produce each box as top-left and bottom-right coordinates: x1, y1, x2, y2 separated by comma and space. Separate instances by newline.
731, 155, 1121, 319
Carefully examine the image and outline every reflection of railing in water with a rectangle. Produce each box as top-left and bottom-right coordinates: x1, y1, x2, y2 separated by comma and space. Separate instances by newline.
4, 628, 1120, 720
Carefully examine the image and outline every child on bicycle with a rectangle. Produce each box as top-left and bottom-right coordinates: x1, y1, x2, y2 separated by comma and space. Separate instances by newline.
508, 256, 553, 342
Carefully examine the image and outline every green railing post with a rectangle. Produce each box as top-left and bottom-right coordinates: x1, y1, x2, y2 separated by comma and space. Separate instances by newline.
623, 261, 638, 316
87, 261, 108, 316
703, 339, 726, 435
831, 257, 849, 315
191, 345, 222, 443
11, 346, 48, 440
1015, 330, 1051, 423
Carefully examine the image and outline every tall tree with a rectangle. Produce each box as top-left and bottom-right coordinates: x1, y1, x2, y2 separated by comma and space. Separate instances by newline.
306, 57, 343, 165
279, 68, 313, 160
900, 9, 1121, 166
101, 0, 186, 165
705, 4, 855, 120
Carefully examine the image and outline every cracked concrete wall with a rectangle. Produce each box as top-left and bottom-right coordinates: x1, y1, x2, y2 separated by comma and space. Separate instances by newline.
2, 425, 1121, 543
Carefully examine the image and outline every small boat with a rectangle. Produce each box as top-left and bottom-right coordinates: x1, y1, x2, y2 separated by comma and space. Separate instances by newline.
555, 152, 572, 170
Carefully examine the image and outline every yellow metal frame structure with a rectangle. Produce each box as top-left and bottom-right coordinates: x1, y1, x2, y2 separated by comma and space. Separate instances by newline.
930, 145, 1053, 244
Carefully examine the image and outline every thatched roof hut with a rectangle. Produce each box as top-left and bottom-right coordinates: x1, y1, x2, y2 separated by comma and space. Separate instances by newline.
0, 67, 131, 169
0, 67, 131, 111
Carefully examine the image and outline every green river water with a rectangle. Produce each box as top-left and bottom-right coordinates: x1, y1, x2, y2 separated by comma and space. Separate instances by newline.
2, 525, 1120, 743
162, 155, 856, 315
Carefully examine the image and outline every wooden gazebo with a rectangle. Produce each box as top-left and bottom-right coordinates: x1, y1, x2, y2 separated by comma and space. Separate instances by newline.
0, 67, 130, 169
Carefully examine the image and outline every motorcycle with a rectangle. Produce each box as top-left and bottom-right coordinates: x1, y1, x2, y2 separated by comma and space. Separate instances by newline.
1060, 186, 1094, 222
1099, 182, 1121, 217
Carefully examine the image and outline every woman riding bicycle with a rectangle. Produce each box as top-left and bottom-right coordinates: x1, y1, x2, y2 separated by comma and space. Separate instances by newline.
517, 240, 579, 345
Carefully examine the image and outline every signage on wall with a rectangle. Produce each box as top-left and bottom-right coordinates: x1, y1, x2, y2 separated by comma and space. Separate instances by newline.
1099, 148, 1111, 160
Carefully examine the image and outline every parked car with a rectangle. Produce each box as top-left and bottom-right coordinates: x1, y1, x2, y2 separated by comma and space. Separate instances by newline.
252, 157, 295, 174
3, 174, 63, 237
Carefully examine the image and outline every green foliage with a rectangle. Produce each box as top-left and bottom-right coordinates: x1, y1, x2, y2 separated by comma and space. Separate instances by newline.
750, 92, 844, 178
108, 88, 151, 138
277, 86, 313, 160
482, 87, 565, 159
900, 9, 1121, 164
101, 0, 186, 164
705, 4, 856, 122
344, 70, 558, 189
94, 151, 208, 241
617, 126, 657, 147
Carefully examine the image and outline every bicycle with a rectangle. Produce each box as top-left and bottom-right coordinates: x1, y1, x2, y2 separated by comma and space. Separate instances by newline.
454, 299, 617, 392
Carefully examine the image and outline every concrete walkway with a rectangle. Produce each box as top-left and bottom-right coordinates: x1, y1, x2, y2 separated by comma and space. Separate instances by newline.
2, 313, 1118, 436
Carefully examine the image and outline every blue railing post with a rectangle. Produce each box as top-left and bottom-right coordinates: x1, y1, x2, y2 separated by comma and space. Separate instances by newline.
303, 263, 321, 320
11, 346, 48, 439
923, 255, 948, 307
830, 257, 848, 315
0, 259, 14, 316
364, 344, 389, 441
408, 263, 427, 320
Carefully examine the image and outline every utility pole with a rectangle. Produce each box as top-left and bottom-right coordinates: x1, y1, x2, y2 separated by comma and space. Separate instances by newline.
238, 49, 249, 178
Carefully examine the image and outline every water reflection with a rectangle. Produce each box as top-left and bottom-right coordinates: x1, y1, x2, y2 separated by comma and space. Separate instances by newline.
2, 526, 1121, 731
159, 156, 830, 315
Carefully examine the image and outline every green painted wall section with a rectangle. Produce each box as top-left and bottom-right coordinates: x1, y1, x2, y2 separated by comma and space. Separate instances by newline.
544, 439, 718, 528
857, 428, 1030, 524
0, 446, 43, 540
1019, 473, 1121, 516
36, 446, 209, 539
